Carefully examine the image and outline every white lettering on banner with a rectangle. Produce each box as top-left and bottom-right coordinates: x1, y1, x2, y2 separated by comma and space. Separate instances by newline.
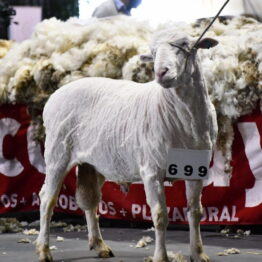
0, 118, 24, 177
98, 201, 117, 216
168, 206, 187, 222
207, 207, 219, 222
131, 204, 152, 220
219, 205, 230, 221
119, 208, 127, 217
27, 124, 45, 174
32, 192, 40, 206
204, 149, 231, 187
20, 197, 27, 205
57, 194, 78, 211
69, 196, 78, 211
0, 194, 18, 208
99, 201, 108, 215
238, 122, 262, 207
202, 206, 238, 222
131, 204, 239, 222
0, 192, 80, 211
0, 119, 45, 177
172, 207, 184, 221
31, 192, 78, 211
231, 206, 239, 222
132, 204, 141, 219
59, 195, 68, 209
108, 201, 117, 216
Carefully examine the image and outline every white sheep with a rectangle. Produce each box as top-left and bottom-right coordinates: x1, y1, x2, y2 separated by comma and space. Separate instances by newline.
36, 30, 218, 262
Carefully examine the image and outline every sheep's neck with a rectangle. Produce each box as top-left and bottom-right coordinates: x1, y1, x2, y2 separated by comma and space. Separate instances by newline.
160, 64, 213, 149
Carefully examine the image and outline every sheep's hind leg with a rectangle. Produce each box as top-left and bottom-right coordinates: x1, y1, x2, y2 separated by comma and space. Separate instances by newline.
186, 180, 210, 262
36, 165, 68, 262
76, 163, 114, 258
142, 171, 168, 262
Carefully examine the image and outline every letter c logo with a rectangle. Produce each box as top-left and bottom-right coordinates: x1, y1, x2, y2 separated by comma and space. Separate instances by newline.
0, 118, 24, 177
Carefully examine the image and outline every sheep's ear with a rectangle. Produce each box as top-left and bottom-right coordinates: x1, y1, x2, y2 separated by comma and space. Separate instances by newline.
140, 54, 153, 62
195, 38, 218, 49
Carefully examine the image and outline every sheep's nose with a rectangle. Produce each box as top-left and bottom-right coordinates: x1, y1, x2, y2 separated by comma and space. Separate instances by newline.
157, 67, 169, 81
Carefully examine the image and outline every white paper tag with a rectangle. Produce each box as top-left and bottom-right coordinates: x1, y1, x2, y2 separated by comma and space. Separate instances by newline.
166, 148, 212, 180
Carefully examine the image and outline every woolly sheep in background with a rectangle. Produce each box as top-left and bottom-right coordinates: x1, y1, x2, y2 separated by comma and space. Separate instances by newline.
35, 27, 218, 262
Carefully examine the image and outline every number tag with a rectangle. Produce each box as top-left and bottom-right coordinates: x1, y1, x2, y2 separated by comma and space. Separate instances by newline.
166, 148, 212, 180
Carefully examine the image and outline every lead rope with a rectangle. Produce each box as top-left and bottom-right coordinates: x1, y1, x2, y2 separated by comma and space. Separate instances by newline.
183, 0, 230, 71
191, 0, 230, 52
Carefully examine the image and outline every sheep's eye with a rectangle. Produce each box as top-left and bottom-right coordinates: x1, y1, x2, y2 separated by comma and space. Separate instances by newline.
169, 42, 190, 55
169, 42, 187, 49
169, 42, 178, 48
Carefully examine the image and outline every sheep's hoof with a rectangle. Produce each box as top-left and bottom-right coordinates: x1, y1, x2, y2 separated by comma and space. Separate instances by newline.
190, 253, 210, 262
89, 237, 114, 258
36, 244, 53, 262
98, 248, 114, 258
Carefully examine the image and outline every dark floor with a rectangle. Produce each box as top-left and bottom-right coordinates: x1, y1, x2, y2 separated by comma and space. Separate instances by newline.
0, 222, 262, 262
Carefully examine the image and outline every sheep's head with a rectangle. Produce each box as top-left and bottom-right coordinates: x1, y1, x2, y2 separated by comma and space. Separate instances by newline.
141, 32, 218, 88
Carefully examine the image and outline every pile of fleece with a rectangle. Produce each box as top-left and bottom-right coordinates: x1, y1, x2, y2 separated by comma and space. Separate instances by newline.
0, 16, 153, 140
0, 40, 13, 59
191, 16, 262, 171
0, 15, 261, 173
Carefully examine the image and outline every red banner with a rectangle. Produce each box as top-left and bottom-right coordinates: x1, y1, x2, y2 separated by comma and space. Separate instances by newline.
0, 104, 261, 224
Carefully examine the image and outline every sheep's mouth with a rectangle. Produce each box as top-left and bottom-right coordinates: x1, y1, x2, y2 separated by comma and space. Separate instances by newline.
158, 77, 175, 89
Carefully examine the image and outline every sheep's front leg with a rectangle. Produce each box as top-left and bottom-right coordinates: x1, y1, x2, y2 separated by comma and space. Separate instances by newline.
186, 180, 210, 262
142, 172, 168, 262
